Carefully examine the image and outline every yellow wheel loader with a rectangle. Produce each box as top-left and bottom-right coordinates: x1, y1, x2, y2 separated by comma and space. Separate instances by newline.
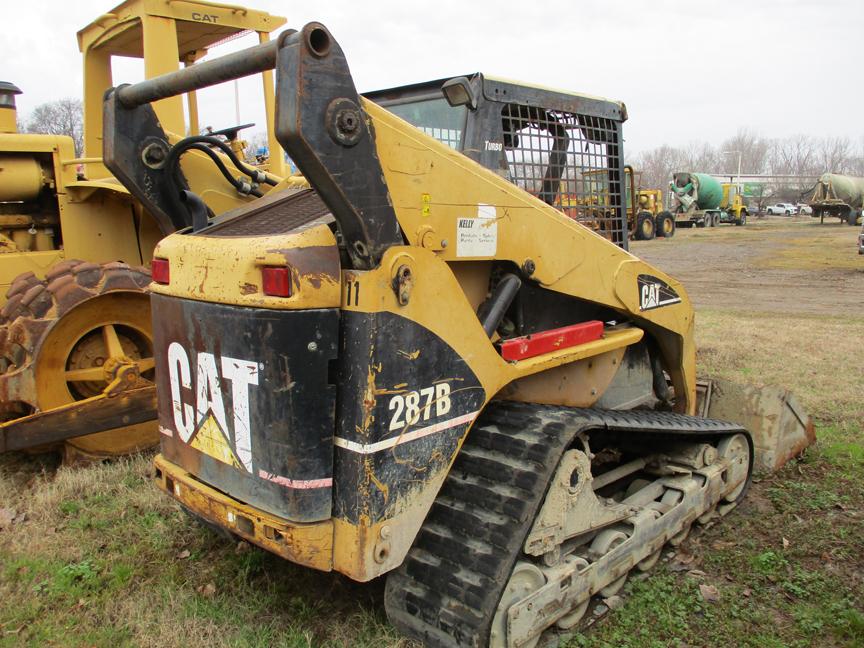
104, 24, 815, 646
624, 165, 673, 241
0, 1, 288, 461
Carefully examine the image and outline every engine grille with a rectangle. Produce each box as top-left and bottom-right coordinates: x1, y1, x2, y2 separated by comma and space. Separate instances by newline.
202, 188, 332, 237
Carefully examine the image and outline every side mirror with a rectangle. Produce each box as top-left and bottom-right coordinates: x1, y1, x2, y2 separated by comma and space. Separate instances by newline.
441, 76, 478, 110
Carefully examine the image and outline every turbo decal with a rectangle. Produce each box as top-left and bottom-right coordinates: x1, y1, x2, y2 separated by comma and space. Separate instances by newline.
637, 274, 681, 311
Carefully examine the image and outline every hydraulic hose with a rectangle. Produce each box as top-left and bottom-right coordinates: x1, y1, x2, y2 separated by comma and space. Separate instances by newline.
163, 134, 276, 226
181, 143, 264, 198
478, 273, 522, 338
165, 134, 278, 188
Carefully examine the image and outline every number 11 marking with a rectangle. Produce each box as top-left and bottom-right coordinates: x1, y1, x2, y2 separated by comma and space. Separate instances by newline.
345, 279, 360, 306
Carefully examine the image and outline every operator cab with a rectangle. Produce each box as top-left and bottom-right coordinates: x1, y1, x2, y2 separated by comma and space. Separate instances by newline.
366, 73, 629, 248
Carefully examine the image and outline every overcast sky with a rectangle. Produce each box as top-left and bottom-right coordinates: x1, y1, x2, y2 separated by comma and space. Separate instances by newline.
2, 0, 861, 154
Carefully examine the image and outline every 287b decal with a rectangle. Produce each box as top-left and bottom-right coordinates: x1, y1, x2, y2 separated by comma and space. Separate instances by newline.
388, 382, 452, 431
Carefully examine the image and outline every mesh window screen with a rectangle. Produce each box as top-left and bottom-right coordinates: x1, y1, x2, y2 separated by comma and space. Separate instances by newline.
501, 104, 626, 247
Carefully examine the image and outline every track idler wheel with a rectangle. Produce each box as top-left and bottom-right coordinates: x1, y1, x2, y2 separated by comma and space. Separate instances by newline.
490, 561, 546, 648
718, 433, 750, 502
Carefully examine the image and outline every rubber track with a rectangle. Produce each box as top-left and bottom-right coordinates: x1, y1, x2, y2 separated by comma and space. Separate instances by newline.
384, 401, 748, 648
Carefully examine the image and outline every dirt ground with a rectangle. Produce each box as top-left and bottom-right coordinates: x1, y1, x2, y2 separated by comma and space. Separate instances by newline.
631, 215, 864, 316
0, 213, 862, 648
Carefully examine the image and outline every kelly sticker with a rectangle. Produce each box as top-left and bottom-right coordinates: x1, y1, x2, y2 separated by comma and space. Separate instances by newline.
456, 204, 497, 257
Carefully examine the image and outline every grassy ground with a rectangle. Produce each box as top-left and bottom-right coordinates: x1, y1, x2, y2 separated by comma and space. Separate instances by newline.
0, 454, 405, 647
755, 229, 864, 271
564, 309, 864, 648
1, 222, 863, 647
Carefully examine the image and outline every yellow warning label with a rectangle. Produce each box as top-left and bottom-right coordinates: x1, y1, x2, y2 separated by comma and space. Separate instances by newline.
190, 414, 242, 469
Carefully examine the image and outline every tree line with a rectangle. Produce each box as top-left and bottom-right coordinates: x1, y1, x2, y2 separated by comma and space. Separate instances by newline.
17, 98, 864, 205
631, 130, 864, 201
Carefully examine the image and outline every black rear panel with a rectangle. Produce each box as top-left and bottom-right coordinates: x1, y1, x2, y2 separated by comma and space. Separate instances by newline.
333, 311, 486, 525
152, 294, 338, 522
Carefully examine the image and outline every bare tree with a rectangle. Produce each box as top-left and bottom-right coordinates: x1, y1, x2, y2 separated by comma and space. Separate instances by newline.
849, 136, 864, 176
768, 134, 816, 176
632, 131, 864, 201
720, 129, 769, 175
24, 98, 84, 156
633, 144, 683, 190
816, 136, 852, 174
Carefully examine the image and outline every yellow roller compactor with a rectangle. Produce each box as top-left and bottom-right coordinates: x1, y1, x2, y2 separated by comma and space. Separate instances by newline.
0, 1, 288, 460
104, 24, 815, 646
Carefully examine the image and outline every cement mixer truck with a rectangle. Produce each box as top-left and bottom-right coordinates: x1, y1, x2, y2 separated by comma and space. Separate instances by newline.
809, 173, 864, 226
670, 172, 749, 228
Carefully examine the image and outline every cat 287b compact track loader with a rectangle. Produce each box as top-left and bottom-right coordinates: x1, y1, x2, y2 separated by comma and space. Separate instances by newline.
104, 23, 812, 647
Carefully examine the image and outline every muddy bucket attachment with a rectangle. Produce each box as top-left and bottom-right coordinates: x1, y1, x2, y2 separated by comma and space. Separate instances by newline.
0, 386, 157, 455
697, 378, 815, 473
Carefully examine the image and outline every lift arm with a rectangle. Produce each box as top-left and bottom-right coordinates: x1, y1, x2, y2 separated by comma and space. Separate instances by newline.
104, 23, 403, 270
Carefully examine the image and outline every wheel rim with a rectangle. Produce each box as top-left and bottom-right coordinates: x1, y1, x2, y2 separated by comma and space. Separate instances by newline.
591, 530, 629, 597
637, 548, 661, 572
718, 434, 750, 502
555, 556, 590, 629
669, 524, 690, 546
662, 218, 674, 235
64, 323, 153, 399
34, 293, 157, 456
641, 218, 654, 239
490, 561, 546, 648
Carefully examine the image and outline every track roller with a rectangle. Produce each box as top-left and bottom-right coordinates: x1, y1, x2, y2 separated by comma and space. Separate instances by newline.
385, 402, 753, 647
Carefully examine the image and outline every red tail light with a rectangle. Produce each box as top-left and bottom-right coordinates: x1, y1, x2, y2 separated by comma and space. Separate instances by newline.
262, 266, 292, 297
151, 258, 170, 285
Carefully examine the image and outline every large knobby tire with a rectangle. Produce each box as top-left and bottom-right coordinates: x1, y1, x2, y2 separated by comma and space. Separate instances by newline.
0, 260, 157, 460
655, 211, 675, 238
0, 272, 48, 326
634, 212, 655, 240
848, 211, 860, 226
